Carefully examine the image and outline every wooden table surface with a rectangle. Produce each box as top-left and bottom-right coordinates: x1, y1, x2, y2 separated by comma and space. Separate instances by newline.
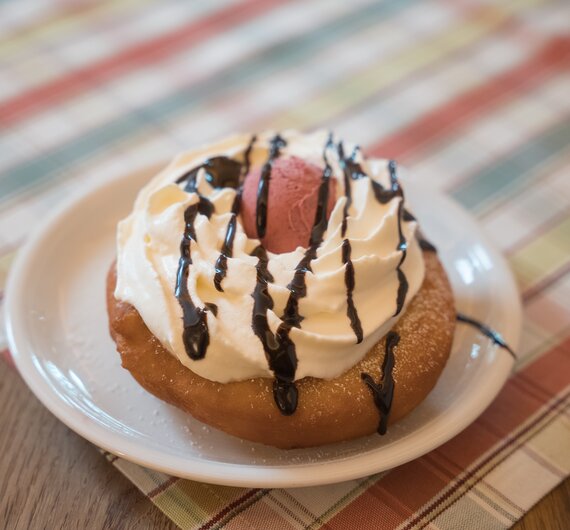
1, 359, 568, 530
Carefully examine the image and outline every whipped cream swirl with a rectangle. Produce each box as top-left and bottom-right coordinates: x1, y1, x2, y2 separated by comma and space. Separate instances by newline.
115, 130, 425, 390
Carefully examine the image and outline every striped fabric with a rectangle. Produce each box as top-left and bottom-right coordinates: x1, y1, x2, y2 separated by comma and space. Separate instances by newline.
1, 0, 569, 528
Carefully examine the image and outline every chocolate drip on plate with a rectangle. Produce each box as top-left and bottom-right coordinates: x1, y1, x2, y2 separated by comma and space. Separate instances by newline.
342, 239, 364, 343
361, 331, 400, 435
457, 313, 516, 359
256, 134, 287, 238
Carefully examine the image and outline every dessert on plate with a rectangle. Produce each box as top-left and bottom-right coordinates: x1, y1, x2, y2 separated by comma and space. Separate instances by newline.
107, 130, 455, 449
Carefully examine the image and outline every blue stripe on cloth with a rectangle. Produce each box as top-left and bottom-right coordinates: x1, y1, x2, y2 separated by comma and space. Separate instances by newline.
0, 0, 416, 204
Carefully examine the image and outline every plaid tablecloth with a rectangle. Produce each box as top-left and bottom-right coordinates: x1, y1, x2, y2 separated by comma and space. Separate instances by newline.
1, 1, 569, 528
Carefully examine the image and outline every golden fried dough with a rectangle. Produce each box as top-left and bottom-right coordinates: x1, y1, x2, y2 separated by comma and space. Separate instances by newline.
107, 251, 455, 448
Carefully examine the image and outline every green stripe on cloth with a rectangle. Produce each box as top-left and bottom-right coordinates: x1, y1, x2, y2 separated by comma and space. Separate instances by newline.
156, 487, 269, 530
401, 390, 570, 529
0, 0, 415, 204
451, 119, 570, 211
0, 250, 16, 293
0, 0, 149, 59
303, 477, 379, 530
112, 458, 173, 496
511, 216, 570, 291
272, 0, 543, 131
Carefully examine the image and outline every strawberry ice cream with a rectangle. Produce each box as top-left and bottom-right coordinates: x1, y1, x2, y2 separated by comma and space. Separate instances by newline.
240, 156, 337, 253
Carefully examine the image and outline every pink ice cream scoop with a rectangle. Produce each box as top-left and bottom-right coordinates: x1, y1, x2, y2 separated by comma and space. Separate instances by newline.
241, 156, 337, 254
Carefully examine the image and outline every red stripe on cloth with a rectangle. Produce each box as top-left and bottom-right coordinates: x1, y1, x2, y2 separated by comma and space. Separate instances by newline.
0, 0, 285, 126
517, 335, 570, 399
1, 349, 15, 370
399, 389, 569, 530
425, 450, 525, 514
367, 37, 570, 161
353, 459, 451, 525
322, 488, 408, 530
148, 476, 180, 499
324, 336, 570, 529
438, 337, 570, 469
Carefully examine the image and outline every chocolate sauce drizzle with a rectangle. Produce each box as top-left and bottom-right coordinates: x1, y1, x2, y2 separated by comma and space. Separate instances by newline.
403, 209, 415, 222
335, 143, 371, 341
177, 157, 241, 191
249, 134, 301, 415
255, 134, 287, 238
281, 136, 334, 329
172, 132, 424, 418
403, 208, 437, 252
214, 134, 257, 292
250, 135, 337, 415
336, 148, 409, 318
174, 204, 211, 360
457, 313, 517, 359
333, 150, 410, 425
394, 196, 409, 316
212, 134, 258, 292
337, 142, 366, 237
250, 244, 299, 415
371, 159, 403, 205
175, 136, 257, 358
418, 234, 437, 253
213, 190, 241, 292
361, 331, 400, 435
204, 302, 218, 316
342, 239, 364, 343
242, 133, 257, 177
383, 160, 408, 316
176, 135, 257, 193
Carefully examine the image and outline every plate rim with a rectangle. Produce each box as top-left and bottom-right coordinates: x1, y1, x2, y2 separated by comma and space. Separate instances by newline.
4, 166, 522, 488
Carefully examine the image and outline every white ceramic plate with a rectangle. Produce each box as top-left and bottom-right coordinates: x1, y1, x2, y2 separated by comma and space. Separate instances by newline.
4, 165, 522, 488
